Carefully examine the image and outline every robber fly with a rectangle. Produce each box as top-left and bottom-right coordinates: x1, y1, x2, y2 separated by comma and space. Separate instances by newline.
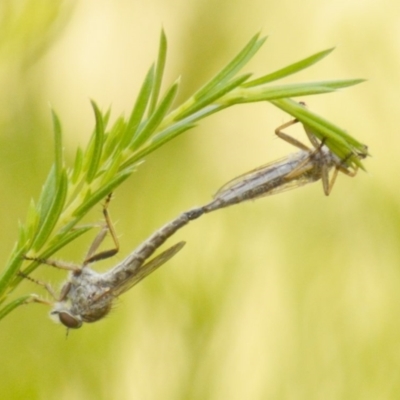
23, 196, 205, 329
201, 116, 367, 213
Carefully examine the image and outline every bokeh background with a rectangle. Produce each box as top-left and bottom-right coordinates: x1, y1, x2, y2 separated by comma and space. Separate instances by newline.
1, 1, 399, 399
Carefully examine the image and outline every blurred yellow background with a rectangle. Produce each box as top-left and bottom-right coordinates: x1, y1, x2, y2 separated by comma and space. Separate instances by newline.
1, 0, 399, 399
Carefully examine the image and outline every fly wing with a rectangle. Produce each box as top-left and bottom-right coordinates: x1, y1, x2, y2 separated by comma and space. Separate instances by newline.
213, 151, 315, 201
249, 173, 317, 199
213, 154, 295, 198
111, 241, 186, 296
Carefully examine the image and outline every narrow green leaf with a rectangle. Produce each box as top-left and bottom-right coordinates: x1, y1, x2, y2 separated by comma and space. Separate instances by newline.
314, 78, 366, 89
221, 79, 365, 106
251, 85, 336, 99
51, 109, 63, 178
0, 246, 27, 299
86, 101, 105, 183
99, 152, 124, 186
24, 198, 39, 240
180, 73, 251, 119
243, 48, 335, 87
123, 124, 197, 169
221, 83, 336, 105
195, 33, 266, 99
124, 64, 155, 145
173, 104, 221, 124
151, 122, 198, 147
35, 166, 57, 228
131, 79, 180, 148
152, 106, 219, 144
148, 29, 167, 114
31, 169, 68, 250
71, 147, 83, 184
103, 107, 111, 128
73, 170, 132, 217
17, 221, 28, 250
103, 116, 126, 160
0, 295, 34, 322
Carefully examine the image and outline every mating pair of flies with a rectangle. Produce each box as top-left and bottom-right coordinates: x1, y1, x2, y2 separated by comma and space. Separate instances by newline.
23, 116, 366, 330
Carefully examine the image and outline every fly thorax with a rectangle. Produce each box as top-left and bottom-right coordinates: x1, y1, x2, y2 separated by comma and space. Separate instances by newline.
51, 267, 113, 327
320, 146, 340, 169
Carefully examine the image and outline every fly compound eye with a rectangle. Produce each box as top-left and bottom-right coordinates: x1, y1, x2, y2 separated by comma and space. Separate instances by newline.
57, 311, 82, 329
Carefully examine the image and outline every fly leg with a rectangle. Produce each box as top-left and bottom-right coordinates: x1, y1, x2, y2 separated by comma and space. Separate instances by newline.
18, 271, 60, 302
22, 193, 119, 274
323, 153, 359, 195
274, 118, 311, 151
83, 193, 120, 265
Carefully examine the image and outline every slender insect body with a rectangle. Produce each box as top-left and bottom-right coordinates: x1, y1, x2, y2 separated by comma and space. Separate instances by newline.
48, 207, 205, 328
101, 207, 204, 293
203, 145, 341, 213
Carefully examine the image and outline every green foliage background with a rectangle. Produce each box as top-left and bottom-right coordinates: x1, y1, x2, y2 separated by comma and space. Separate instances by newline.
0, 1, 398, 399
